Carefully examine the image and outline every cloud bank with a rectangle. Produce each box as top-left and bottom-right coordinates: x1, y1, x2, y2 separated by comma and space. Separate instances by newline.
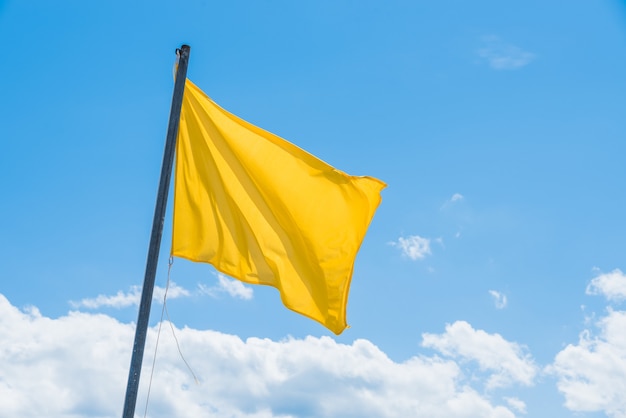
0, 293, 520, 418
6, 267, 626, 417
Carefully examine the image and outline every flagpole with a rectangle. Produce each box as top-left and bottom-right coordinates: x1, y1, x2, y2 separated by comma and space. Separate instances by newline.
122, 44, 190, 418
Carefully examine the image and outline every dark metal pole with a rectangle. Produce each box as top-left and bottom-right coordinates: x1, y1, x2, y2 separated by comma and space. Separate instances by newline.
122, 44, 190, 418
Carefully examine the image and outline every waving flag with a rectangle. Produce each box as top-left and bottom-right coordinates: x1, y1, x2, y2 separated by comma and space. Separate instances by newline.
172, 80, 385, 334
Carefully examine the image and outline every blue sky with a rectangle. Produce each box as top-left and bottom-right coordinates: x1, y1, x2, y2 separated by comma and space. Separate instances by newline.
1, 1, 626, 417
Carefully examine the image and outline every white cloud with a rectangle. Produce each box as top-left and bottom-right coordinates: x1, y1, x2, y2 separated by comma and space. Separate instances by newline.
69, 282, 191, 309
155, 281, 192, 301
550, 309, 626, 417
450, 193, 464, 203
392, 235, 432, 260
70, 273, 255, 310
504, 397, 526, 414
477, 36, 535, 70
441, 193, 464, 210
0, 293, 519, 418
217, 274, 254, 300
586, 269, 626, 302
70, 287, 141, 309
489, 290, 508, 309
199, 274, 254, 300
422, 321, 537, 389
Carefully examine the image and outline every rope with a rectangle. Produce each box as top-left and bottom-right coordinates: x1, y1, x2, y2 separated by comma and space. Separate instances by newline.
165, 296, 200, 384
142, 257, 199, 418
142, 257, 172, 417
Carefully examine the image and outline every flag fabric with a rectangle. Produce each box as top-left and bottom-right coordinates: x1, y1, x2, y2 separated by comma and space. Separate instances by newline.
171, 79, 385, 334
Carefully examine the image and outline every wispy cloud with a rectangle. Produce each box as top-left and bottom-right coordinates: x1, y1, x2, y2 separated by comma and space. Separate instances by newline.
477, 36, 535, 70
586, 269, 626, 302
70, 274, 255, 310
391, 235, 432, 260
489, 290, 508, 309
69, 282, 191, 309
441, 193, 464, 210
70, 288, 140, 309
198, 274, 253, 300
450, 193, 464, 203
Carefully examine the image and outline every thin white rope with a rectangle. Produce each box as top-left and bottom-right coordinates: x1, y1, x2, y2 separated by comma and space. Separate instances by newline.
142, 257, 174, 418
142, 257, 200, 418
165, 296, 200, 384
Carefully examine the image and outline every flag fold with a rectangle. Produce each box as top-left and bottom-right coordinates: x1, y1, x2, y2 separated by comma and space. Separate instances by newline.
172, 79, 385, 334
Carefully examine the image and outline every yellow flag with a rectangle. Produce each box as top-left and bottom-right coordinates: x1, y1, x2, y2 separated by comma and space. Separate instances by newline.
172, 80, 386, 334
